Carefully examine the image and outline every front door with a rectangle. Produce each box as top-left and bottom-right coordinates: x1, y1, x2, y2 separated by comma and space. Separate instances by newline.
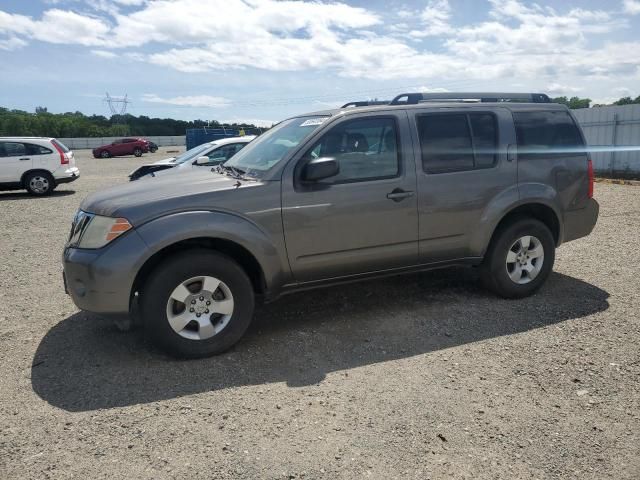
410, 107, 518, 262
281, 112, 419, 282
0, 141, 32, 183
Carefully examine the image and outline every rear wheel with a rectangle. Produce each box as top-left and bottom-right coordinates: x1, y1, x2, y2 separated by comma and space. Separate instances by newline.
133, 148, 143, 157
24, 171, 55, 196
100, 150, 111, 158
140, 250, 255, 358
480, 217, 555, 298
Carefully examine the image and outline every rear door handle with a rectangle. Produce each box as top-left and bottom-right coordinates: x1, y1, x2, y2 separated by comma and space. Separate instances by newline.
386, 188, 414, 202
19, 157, 30, 161
507, 144, 517, 162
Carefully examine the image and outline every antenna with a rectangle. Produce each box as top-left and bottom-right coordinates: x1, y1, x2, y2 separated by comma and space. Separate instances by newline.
104, 92, 131, 119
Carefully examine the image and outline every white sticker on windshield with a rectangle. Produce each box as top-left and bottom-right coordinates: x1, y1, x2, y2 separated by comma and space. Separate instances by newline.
300, 118, 327, 127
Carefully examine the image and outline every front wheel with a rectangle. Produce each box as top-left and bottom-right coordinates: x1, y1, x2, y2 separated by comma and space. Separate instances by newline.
100, 150, 111, 158
140, 250, 255, 358
480, 217, 555, 299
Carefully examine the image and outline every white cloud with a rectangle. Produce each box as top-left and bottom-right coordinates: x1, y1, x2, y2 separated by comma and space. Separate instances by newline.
91, 49, 117, 58
0, 36, 27, 50
546, 83, 583, 95
419, 0, 452, 36
1, 0, 639, 99
142, 94, 231, 108
0, 9, 109, 46
623, 0, 640, 15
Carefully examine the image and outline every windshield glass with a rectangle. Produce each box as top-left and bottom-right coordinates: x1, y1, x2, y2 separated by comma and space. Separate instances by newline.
172, 143, 211, 164
223, 116, 329, 177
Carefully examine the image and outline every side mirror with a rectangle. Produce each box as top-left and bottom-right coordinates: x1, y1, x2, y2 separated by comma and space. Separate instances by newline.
302, 157, 339, 182
195, 156, 212, 165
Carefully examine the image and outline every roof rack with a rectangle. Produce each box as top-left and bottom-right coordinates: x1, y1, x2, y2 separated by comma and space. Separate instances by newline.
389, 92, 551, 105
341, 100, 390, 108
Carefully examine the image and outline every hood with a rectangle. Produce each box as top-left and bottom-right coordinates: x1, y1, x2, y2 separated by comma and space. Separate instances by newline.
80, 169, 262, 226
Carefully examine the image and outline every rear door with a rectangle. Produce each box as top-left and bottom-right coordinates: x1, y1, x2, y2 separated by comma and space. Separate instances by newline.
411, 107, 518, 262
0, 141, 32, 183
25, 142, 56, 171
281, 111, 419, 281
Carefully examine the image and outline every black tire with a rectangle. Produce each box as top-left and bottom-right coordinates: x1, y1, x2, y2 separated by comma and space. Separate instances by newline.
133, 148, 143, 157
100, 150, 111, 158
24, 171, 55, 196
480, 216, 555, 299
140, 250, 255, 358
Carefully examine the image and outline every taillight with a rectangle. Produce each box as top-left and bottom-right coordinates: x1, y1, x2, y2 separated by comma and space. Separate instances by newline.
587, 158, 594, 198
52, 140, 68, 165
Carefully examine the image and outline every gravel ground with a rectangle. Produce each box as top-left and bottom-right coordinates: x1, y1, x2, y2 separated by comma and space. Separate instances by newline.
1, 149, 639, 479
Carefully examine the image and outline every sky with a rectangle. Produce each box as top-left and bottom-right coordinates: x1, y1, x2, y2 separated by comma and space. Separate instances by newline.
0, 0, 639, 126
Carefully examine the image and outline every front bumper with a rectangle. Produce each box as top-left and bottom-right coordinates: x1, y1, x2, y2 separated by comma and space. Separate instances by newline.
62, 229, 149, 316
563, 198, 599, 243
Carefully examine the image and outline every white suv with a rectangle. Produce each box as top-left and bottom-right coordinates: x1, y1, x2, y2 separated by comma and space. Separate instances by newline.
0, 137, 79, 195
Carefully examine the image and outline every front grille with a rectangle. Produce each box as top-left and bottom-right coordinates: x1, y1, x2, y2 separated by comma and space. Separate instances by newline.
67, 210, 93, 247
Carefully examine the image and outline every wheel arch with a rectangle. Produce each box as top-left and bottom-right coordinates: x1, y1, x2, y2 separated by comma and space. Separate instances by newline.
131, 237, 267, 310
129, 210, 290, 314
21, 168, 54, 186
483, 202, 561, 257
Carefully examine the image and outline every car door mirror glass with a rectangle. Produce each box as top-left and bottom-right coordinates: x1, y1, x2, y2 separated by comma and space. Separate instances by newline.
302, 157, 339, 182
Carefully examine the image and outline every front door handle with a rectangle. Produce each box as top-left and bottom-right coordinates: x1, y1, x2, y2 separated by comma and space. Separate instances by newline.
19, 157, 30, 161
386, 188, 414, 202
507, 144, 517, 162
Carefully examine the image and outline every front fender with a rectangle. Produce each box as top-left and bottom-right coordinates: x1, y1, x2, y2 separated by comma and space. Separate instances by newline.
135, 211, 289, 293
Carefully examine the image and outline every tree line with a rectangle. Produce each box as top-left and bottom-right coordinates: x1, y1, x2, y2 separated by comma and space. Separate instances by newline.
552, 95, 640, 109
2, 95, 639, 137
0, 107, 263, 138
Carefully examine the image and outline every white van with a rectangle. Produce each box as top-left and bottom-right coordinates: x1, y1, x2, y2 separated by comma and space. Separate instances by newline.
0, 137, 79, 195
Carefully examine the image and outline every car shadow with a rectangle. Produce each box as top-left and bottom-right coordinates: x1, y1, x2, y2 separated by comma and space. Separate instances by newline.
31, 269, 609, 412
0, 190, 75, 200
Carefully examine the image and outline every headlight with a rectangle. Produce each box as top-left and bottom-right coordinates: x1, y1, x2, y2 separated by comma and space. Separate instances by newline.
68, 211, 132, 249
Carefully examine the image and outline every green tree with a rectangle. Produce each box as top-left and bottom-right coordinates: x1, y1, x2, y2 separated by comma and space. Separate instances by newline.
613, 96, 640, 106
552, 96, 592, 109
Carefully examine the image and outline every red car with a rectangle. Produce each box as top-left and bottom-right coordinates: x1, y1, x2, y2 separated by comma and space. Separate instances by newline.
93, 138, 150, 158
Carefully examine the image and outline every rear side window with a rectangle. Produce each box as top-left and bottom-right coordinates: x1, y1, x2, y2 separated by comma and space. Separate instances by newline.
25, 143, 53, 155
417, 113, 498, 174
513, 111, 585, 159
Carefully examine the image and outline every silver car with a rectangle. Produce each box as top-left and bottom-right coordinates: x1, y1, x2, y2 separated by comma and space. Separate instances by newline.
128, 136, 255, 180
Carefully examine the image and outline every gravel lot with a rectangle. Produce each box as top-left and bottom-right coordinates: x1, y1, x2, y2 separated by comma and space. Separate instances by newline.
1, 149, 639, 479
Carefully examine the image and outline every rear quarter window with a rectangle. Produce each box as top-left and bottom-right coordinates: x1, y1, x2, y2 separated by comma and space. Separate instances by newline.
25, 143, 53, 155
513, 110, 585, 159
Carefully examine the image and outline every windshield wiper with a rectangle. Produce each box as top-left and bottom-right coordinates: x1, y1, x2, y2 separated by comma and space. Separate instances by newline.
214, 164, 248, 179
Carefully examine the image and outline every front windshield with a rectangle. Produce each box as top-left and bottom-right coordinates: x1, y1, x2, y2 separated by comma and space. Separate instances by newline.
173, 143, 211, 164
223, 116, 329, 177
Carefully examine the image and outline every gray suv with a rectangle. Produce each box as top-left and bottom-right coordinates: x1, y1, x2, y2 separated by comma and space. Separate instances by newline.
63, 92, 599, 358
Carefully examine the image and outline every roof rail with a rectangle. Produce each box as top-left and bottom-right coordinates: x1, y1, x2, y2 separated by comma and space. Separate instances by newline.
341, 100, 390, 108
389, 92, 551, 105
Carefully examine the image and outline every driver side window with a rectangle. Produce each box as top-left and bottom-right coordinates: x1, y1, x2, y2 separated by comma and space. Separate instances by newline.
208, 143, 245, 162
302, 117, 400, 183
